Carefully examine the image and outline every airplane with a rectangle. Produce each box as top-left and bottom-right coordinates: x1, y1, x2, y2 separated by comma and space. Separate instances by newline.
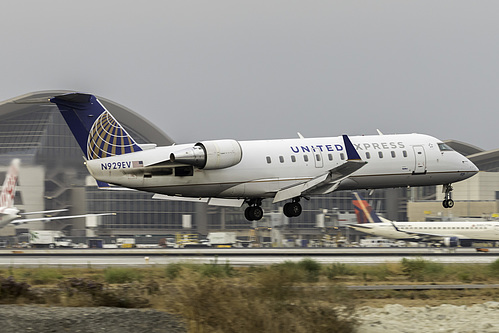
50, 93, 479, 221
0, 158, 115, 228
349, 192, 499, 247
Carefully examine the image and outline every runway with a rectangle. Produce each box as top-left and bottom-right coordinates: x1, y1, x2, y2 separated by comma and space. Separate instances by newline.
0, 247, 498, 267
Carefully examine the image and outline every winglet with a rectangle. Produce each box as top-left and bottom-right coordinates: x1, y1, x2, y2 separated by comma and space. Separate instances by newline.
342, 135, 362, 161
390, 221, 401, 232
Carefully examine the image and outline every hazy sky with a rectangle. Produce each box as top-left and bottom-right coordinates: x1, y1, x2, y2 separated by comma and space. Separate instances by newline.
1, 1, 498, 150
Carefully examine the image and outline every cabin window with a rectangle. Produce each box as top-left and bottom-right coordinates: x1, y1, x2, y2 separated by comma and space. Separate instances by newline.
391, 151, 396, 158
328, 154, 333, 161
279, 156, 284, 163
365, 152, 371, 159
403, 150, 408, 158
315, 154, 321, 162
266, 156, 272, 164
340, 153, 345, 160
303, 155, 309, 162
378, 152, 383, 158
291, 155, 296, 162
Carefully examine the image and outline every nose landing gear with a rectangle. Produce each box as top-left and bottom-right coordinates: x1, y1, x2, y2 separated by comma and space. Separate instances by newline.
442, 184, 454, 208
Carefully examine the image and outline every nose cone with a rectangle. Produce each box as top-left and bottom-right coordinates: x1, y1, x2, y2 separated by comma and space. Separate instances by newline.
469, 160, 479, 173
462, 156, 479, 179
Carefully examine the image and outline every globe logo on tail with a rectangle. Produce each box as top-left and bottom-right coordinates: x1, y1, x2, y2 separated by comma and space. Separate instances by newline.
87, 111, 140, 160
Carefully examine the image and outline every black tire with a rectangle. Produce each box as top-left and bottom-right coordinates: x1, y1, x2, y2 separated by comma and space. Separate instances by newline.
283, 203, 293, 217
245, 206, 264, 221
244, 207, 254, 221
446, 199, 454, 208
284, 202, 302, 217
442, 200, 449, 209
252, 206, 264, 221
290, 202, 302, 217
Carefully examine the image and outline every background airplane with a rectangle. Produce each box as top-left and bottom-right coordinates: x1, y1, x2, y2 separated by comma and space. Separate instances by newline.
349, 192, 499, 247
0, 158, 115, 229
50, 93, 478, 221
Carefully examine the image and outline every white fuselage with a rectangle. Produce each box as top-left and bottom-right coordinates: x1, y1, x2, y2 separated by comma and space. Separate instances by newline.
350, 221, 499, 242
85, 133, 478, 198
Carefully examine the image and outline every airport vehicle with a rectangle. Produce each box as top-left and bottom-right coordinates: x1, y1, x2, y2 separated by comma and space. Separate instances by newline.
50, 93, 478, 221
349, 192, 499, 247
207, 232, 237, 248
0, 159, 116, 228
116, 238, 136, 248
28, 230, 74, 248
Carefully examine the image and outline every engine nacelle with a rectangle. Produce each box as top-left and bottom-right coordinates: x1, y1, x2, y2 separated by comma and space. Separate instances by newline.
443, 236, 459, 247
170, 139, 242, 170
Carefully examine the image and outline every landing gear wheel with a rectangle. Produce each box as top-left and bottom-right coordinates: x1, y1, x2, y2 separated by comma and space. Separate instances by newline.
442, 184, 454, 209
245, 206, 263, 221
244, 198, 264, 221
283, 202, 302, 217
442, 199, 454, 209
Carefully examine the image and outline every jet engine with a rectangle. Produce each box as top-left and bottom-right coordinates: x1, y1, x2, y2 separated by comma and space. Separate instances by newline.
442, 236, 459, 247
170, 139, 243, 170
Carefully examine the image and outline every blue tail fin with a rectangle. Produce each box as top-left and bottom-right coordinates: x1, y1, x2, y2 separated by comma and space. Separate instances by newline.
50, 93, 142, 160
352, 192, 382, 223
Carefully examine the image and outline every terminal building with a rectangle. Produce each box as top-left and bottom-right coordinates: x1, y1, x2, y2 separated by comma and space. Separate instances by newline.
0, 91, 498, 245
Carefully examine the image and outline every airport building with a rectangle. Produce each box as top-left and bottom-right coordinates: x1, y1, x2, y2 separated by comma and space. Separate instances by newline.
0, 91, 497, 245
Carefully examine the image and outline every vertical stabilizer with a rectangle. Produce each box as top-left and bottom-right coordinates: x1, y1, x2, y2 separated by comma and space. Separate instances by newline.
352, 192, 382, 223
50, 93, 142, 160
0, 159, 19, 208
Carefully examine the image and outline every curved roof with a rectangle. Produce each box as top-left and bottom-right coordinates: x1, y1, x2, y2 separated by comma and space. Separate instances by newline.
443, 139, 484, 156
467, 149, 499, 161
0, 90, 174, 146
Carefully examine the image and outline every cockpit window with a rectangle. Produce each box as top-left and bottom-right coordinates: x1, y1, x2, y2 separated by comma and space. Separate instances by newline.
438, 143, 454, 152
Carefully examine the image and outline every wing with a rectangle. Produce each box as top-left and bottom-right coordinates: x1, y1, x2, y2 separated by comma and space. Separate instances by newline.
11, 213, 116, 225
273, 135, 367, 203
152, 194, 244, 207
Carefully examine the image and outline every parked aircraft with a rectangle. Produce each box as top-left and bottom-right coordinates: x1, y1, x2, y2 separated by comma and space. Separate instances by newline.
0, 158, 115, 228
50, 93, 478, 221
349, 192, 499, 247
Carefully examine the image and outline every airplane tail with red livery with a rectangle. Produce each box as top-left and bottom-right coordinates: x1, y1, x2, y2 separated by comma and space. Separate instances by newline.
352, 191, 383, 224
0, 159, 19, 209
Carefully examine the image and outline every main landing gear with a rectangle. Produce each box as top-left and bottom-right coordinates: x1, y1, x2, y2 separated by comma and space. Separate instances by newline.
244, 197, 304, 221
442, 184, 454, 208
283, 198, 302, 218
244, 199, 263, 221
